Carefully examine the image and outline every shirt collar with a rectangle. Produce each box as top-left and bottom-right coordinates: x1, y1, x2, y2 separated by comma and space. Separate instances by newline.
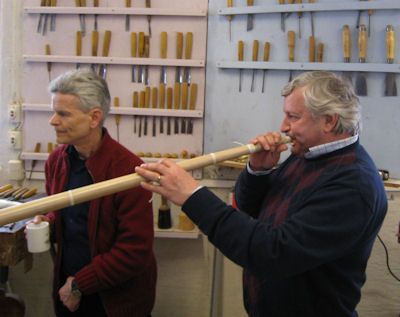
304, 135, 359, 159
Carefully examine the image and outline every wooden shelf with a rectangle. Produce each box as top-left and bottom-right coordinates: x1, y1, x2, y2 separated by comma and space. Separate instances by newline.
155, 227, 200, 239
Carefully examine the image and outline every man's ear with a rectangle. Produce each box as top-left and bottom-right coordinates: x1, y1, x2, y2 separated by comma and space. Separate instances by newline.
323, 113, 339, 133
89, 108, 103, 128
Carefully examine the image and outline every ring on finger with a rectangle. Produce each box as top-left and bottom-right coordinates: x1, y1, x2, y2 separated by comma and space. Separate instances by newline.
157, 174, 162, 183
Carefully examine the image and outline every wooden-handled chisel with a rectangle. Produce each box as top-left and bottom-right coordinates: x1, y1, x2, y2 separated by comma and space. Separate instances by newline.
250, 40, 258, 92
152, 87, 158, 136
159, 83, 165, 133
139, 90, 145, 137
279, 0, 285, 32
0, 184, 13, 194
174, 82, 181, 134
238, 40, 244, 92
296, 0, 302, 38
183, 32, 193, 84
76, 31, 82, 69
166, 87, 173, 135
287, 30, 295, 81
309, 0, 315, 36
342, 25, 352, 84
160, 31, 168, 84
261, 42, 270, 93
99, 30, 111, 79
247, 0, 254, 31
385, 25, 397, 96
317, 42, 323, 62
131, 32, 137, 82
28, 142, 41, 180
144, 35, 150, 85
355, 24, 367, 96
114, 97, 120, 142
146, 0, 152, 37
144, 86, 150, 135
45, 44, 51, 82
181, 82, 189, 133
75, 0, 86, 37
138, 32, 145, 83
22, 188, 38, 200
187, 83, 197, 134
175, 32, 183, 83
227, 0, 233, 41
50, 0, 57, 32
91, 30, 99, 72
133, 91, 138, 134
37, 0, 46, 33
42, 0, 51, 36
94, 0, 99, 30
125, 0, 131, 32
309, 35, 315, 62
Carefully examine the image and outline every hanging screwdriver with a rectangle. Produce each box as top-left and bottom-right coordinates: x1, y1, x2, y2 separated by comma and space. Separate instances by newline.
296, 0, 302, 39
114, 97, 120, 142
125, 0, 131, 31
94, 0, 99, 30
28, 142, 41, 180
138, 32, 145, 83
227, 0, 233, 41
279, 0, 285, 32
238, 40, 244, 92
152, 87, 158, 137
139, 90, 145, 137
317, 42, 324, 62
75, 0, 86, 37
50, 0, 57, 32
159, 83, 165, 134
261, 42, 270, 93
287, 30, 295, 81
45, 44, 52, 82
283, 0, 295, 25
367, 0, 373, 37
131, 32, 137, 82
166, 87, 173, 135
181, 83, 188, 133
247, 0, 254, 31
37, 0, 46, 33
250, 40, 259, 92
133, 91, 138, 134
146, 0, 152, 37
309, 35, 315, 62
144, 86, 150, 136
42, 0, 51, 36
309, 0, 314, 37
76, 31, 82, 69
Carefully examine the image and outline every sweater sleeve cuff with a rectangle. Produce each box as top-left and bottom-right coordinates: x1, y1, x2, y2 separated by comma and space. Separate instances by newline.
74, 264, 101, 295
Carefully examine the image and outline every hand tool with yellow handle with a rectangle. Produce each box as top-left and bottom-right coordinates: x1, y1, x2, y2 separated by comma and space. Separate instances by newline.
183, 32, 193, 84
175, 32, 183, 83
279, 0, 285, 32
247, 0, 254, 31
45, 44, 51, 82
3, 187, 22, 199
385, 25, 397, 96
144, 35, 150, 85
0, 187, 15, 198
76, 31, 82, 69
296, 0, 302, 38
75, 0, 86, 37
181, 82, 189, 133
0, 184, 13, 194
133, 91, 138, 134
144, 86, 150, 135
152, 87, 158, 136
114, 97, 120, 142
12, 188, 30, 201
22, 187, 38, 200
238, 40, 244, 92
42, 0, 51, 35
166, 87, 173, 135
139, 90, 145, 137
317, 42, 323, 62
250, 40, 258, 92
158, 196, 172, 229
125, 0, 131, 32
47, 142, 53, 154
308, 35, 315, 62
261, 42, 270, 93
131, 32, 137, 82
138, 32, 145, 83
50, 0, 57, 32
159, 83, 165, 133
355, 24, 367, 96
309, 0, 314, 37
146, 0, 152, 37
160, 31, 168, 84
342, 25, 352, 84
174, 82, 181, 134
94, 0, 99, 30
287, 30, 295, 82
227, 0, 233, 41
91, 30, 99, 72
99, 30, 111, 79
37, 0, 46, 33
367, 0, 373, 37
28, 142, 41, 180
187, 83, 198, 134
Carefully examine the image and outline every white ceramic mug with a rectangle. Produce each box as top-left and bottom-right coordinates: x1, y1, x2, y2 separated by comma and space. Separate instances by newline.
26, 222, 50, 253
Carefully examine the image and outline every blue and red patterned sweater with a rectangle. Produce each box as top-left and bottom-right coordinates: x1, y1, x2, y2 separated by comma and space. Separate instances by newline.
183, 140, 387, 317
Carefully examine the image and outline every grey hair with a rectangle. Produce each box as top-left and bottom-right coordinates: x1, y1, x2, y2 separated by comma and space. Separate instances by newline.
48, 69, 111, 126
281, 71, 361, 136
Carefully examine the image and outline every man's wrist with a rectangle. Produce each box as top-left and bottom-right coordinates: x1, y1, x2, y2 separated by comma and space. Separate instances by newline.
71, 279, 82, 298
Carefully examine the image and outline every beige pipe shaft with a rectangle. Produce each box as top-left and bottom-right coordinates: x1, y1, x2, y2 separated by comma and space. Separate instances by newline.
0, 137, 291, 226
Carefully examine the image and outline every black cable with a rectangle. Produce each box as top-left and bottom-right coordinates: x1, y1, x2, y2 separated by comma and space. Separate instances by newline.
377, 234, 400, 282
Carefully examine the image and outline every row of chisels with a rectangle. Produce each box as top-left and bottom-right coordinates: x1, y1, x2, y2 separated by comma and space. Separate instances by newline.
114, 82, 198, 139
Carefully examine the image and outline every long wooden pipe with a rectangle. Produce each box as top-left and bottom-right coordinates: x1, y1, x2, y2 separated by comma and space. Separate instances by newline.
0, 137, 291, 226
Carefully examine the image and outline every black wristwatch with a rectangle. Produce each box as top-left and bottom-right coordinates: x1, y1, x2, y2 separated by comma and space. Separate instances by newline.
71, 279, 82, 298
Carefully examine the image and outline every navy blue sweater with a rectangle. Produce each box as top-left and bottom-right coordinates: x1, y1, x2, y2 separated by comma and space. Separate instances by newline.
183, 141, 387, 317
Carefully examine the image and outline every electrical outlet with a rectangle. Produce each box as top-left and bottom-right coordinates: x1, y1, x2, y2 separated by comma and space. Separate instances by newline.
8, 103, 22, 123
9, 130, 22, 150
